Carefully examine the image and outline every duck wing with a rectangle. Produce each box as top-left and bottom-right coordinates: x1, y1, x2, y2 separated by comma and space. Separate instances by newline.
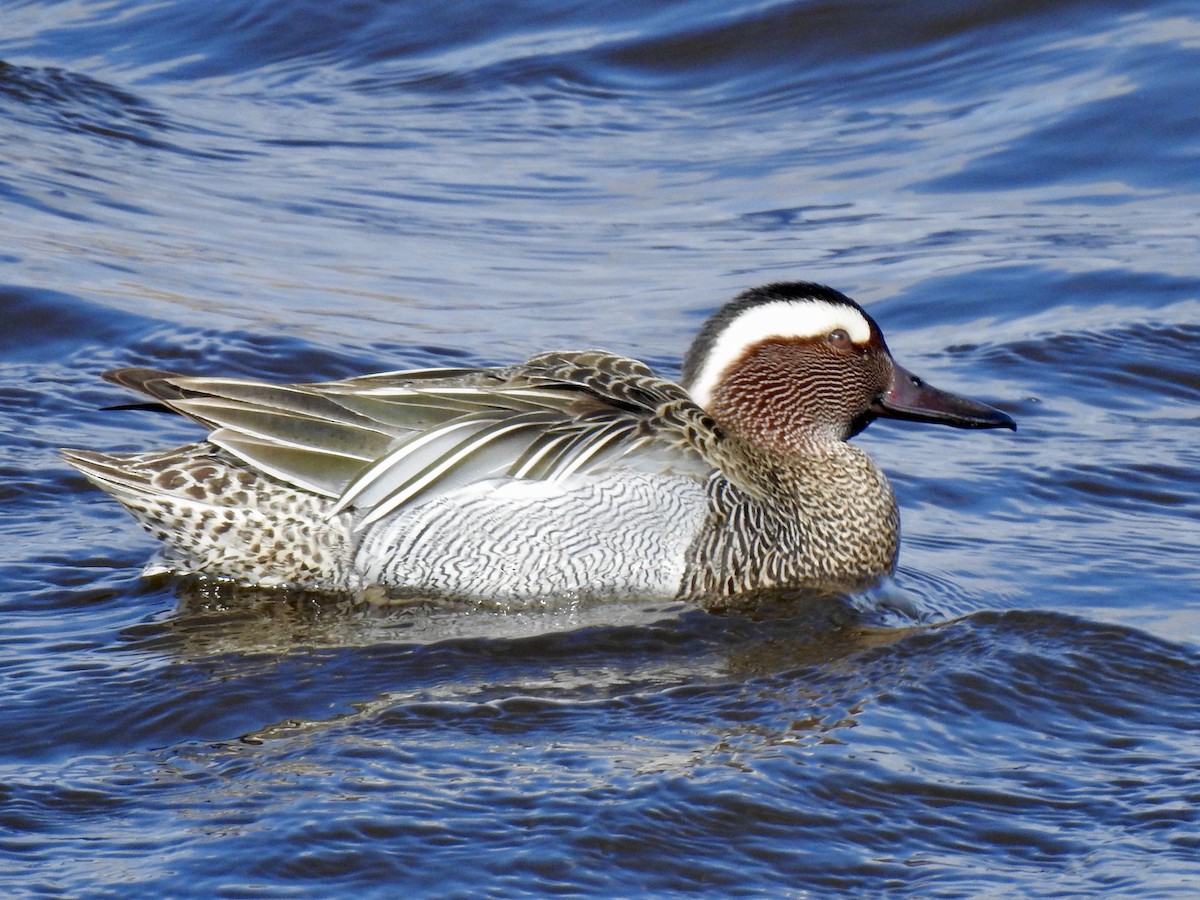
102, 352, 723, 526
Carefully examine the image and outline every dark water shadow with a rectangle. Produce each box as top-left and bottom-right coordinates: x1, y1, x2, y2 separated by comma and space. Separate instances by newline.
117, 574, 927, 663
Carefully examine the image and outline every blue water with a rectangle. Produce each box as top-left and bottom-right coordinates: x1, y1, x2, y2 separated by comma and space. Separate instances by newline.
3, 0, 1200, 896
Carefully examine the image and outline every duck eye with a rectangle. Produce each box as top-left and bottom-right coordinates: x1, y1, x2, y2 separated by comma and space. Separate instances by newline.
827, 328, 852, 349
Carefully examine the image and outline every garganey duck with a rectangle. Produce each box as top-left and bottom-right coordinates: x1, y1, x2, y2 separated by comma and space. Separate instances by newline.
63, 282, 1014, 606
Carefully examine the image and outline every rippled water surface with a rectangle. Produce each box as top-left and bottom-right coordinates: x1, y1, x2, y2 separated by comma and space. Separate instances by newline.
3, 1, 1200, 896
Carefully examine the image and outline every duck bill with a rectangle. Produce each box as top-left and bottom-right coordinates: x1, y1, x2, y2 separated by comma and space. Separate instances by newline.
873, 362, 1016, 430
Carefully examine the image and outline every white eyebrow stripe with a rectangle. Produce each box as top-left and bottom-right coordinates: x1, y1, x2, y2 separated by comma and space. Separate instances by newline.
685, 299, 872, 411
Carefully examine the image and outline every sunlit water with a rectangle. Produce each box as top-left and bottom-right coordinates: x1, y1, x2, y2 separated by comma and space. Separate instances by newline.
3, 1, 1200, 896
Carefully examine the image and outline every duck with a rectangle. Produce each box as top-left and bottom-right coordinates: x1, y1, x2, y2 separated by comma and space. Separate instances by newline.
63, 282, 1014, 606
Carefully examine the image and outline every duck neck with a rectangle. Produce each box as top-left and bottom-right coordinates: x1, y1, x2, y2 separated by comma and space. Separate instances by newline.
691, 432, 900, 597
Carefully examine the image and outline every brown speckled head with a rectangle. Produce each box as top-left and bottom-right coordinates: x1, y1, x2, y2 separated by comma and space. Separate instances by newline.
682, 282, 1014, 453
682, 283, 892, 451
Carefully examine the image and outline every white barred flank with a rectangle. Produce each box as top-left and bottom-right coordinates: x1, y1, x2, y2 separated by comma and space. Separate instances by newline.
354, 472, 710, 605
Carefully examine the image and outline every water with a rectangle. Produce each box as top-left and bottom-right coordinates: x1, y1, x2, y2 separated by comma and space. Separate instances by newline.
3, 0, 1200, 895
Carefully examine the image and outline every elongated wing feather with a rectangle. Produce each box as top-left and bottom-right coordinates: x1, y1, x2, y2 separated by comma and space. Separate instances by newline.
343, 412, 566, 527
208, 432, 374, 498
331, 413, 505, 515
172, 397, 388, 458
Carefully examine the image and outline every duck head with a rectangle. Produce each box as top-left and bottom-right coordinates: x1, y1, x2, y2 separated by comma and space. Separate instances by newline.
681, 282, 1015, 452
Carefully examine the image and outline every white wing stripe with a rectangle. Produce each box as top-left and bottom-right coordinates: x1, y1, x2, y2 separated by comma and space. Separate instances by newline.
330, 417, 485, 515
551, 421, 634, 482
354, 418, 542, 528
510, 431, 577, 479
